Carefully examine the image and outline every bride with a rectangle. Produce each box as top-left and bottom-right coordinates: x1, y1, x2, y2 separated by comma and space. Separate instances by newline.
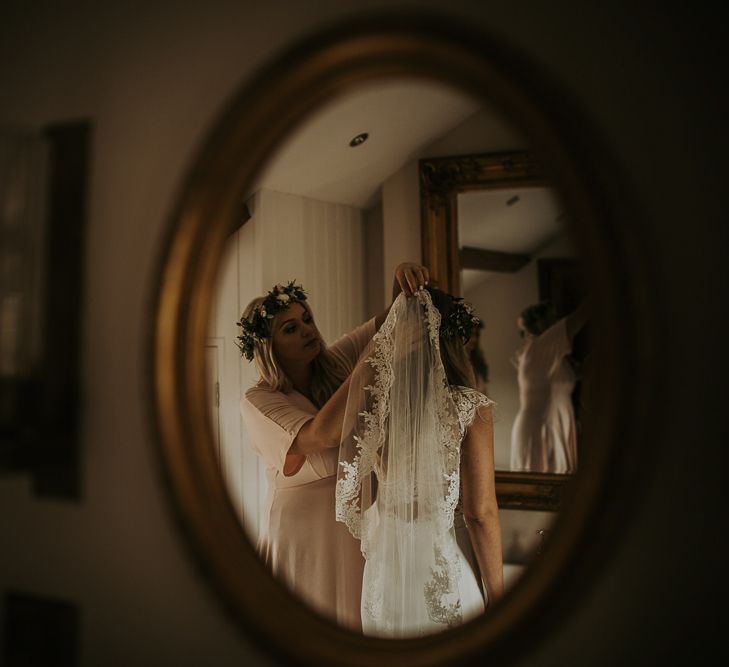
336, 286, 504, 637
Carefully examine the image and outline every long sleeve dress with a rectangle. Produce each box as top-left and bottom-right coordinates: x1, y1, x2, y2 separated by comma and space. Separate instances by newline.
510, 318, 577, 474
240, 319, 375, 631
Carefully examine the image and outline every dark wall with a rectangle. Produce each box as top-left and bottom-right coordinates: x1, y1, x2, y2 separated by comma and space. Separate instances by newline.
0, 2, 725, 665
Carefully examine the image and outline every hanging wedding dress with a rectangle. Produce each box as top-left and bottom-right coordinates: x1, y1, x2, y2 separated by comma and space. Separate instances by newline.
336, 290, 492, 637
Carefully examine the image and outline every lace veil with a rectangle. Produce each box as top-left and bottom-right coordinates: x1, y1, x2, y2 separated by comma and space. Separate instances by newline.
336, 290, 468, 636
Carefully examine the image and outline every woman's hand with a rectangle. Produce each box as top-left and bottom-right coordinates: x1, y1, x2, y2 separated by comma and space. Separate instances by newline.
394, 262, 430, 298
376, 262, 432, 330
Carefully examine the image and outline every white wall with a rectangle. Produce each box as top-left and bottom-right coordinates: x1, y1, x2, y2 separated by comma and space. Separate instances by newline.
364, 201, 385, 317
0, 3, 724, 666
381, 160, 421, 303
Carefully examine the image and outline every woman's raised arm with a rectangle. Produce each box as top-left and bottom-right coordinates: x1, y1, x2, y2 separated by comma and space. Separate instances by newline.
291, 262, 430, 467
287, 350, 375, 466
287, 371, 354, 459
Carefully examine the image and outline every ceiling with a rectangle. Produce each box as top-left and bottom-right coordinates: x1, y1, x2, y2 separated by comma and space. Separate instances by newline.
254, 78, 566, 265
459, 187, 566, 294
255, 79, 480, 209
458, 187, 563, 255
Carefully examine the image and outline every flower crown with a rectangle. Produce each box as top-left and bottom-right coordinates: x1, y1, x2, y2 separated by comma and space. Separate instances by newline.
236, 281, 308, 361
440, 296, 480, 343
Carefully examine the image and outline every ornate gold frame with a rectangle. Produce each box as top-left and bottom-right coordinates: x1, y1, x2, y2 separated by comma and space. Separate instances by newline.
419, 150, 573, 511
149, 12, 652, 667
420, 150, 546, 295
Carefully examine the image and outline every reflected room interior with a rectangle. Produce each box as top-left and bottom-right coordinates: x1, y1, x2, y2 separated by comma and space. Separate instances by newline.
205, 78, 588, 630
458, 187, 588, 476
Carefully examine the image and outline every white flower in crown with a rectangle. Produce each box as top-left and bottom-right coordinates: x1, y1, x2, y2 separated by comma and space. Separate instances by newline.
235, 280, 308, 361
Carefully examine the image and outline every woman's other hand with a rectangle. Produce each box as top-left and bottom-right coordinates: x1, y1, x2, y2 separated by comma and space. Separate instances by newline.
394, 262, 430, 298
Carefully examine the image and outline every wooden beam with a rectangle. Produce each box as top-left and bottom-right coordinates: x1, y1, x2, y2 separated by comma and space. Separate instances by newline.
459, 246, 531, 273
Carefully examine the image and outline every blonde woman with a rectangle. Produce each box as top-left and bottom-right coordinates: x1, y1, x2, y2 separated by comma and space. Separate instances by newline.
238, 263, 428, 631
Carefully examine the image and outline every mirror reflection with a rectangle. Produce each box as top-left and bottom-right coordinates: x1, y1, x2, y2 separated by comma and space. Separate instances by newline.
206, 79, 587, 636
458, 187, 589, 473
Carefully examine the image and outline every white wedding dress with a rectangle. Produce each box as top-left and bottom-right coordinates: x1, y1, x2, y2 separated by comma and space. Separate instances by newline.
336, 291, 493, 637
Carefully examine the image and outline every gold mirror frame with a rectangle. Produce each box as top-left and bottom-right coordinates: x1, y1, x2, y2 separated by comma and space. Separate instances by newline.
421, 150, 546, 295
420, 150, 573, 511
149, 12, 654, 667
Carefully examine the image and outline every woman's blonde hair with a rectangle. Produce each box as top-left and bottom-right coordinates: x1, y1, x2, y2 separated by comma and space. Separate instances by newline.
241, 296, 348, 408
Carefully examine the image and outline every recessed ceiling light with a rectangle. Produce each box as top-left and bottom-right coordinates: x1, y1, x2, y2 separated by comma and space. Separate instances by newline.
349, 132, 369, 147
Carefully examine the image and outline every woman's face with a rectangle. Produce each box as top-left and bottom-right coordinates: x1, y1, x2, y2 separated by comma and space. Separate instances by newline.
272, 303, 321, 369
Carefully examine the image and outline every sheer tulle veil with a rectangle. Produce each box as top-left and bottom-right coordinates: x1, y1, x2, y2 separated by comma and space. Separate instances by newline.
336, 289, 472, 636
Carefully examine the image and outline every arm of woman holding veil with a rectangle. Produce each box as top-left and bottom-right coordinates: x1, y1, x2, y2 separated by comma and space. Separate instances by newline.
288, 263, 426, 458
287, 371, 357, 456
460, 405, 504, 607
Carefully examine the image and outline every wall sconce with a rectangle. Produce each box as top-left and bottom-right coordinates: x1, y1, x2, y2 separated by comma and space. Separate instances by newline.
0, 121, 90, 499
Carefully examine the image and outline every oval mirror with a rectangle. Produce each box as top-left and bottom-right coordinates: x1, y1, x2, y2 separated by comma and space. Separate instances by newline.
151, 13, 643, 666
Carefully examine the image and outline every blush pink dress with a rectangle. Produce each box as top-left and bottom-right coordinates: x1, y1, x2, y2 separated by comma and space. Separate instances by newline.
240, 319, 375, 631
510, 318, 577, 474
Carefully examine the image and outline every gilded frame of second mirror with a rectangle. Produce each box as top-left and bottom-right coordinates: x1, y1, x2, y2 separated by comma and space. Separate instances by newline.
420, 150, 573, 512
151, 13, 646, 667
